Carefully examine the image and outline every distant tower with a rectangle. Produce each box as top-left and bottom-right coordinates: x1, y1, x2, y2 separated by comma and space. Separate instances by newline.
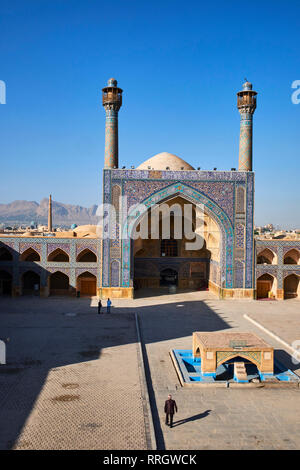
102, 78, 123, 169
237, 80, 257, 171
48, 194, 52, 232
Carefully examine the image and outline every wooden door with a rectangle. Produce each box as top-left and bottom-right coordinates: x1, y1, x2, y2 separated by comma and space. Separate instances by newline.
80, 279, 96, 296
257, 280, 271, 299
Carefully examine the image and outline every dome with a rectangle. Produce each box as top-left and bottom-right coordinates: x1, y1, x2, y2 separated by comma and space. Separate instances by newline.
74, 225, 97, 233
242, 81, 252, 91
73, 225, 98, 238
107, 78, 117, 87
22, 231, 34, 237
137, 152, 194, 171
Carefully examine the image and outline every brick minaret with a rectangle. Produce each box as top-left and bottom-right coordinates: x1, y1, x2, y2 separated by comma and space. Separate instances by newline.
237, 80, 257, 171
102, 78, 123, 169
48, 194, 52, 232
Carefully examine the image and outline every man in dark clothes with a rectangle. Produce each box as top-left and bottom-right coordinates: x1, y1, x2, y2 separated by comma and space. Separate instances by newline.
98, 300, 102, 314
164, 394, 177, 428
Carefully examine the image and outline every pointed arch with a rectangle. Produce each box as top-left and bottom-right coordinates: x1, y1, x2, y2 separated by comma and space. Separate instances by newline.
110, 260, 120, 287
284, 249, 300, 265
20, 247, 41, 262
217, 352, 261, 369
257, 273, 277, 299
76, 248, 97, 263
257, 248, 277, 265
48, 248, 69, 262
121, 182, 234, 289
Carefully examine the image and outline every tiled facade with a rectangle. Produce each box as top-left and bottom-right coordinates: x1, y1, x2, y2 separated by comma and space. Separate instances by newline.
104, 108, 119, 169
238, 113, 253, 171
0, 237, 101, 296
256, 239, 300, 299
1, 234, 298, 299
101, 168, 255, 298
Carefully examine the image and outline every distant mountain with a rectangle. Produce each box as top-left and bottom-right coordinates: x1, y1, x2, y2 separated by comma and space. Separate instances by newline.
0, 199, 98, 227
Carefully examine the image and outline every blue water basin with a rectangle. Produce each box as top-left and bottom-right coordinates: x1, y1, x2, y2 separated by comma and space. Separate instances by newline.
173, 349, 299, 384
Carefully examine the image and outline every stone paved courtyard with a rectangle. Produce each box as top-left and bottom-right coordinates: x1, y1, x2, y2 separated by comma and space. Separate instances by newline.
132, 290, 300, 450
0, 297, 148, 450
0, 291, 300, 450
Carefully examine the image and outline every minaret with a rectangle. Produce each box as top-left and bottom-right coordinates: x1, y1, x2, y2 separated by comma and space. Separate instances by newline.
237, 80, 257, 171
102, 78, 123, 169
48, 194, 52, 232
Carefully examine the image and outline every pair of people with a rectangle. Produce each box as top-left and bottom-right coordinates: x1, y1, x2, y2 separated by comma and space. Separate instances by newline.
98, 298, 112, 314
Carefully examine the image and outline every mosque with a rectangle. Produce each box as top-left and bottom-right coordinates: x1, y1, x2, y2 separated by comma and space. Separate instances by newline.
0, 79, 299, 300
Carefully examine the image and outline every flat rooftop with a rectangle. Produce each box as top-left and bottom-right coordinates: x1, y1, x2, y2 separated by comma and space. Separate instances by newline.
193, 332, 272, 350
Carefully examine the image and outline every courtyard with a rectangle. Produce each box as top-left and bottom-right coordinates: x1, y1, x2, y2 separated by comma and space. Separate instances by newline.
0, 291, 299, 450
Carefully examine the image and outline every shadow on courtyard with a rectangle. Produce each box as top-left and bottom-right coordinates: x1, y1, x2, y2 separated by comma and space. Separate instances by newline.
0, 292, 230, 450
0, 293, 299, 450
172, 410, 211, 427
134, 287, 208, 299
275, 349, 300, 373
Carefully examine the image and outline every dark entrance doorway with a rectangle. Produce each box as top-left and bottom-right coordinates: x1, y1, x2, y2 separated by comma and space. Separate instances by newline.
284, 274, 299, 299
22, 271, 40, 295
217, 356, 259, 382
0, 270, 12, 296
160, 268, 178, 287
50, 272, 70, 295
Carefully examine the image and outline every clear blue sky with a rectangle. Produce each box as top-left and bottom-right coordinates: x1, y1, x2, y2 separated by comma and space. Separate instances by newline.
1, 0, 299, 228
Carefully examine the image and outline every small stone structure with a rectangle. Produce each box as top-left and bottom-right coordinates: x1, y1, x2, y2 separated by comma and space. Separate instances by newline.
192, 332, 274, 377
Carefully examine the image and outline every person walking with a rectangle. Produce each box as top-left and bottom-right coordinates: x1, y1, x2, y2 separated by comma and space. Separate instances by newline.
164, 394, 177, 428
98, 300, 102, 314
107, 298, 112, 314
